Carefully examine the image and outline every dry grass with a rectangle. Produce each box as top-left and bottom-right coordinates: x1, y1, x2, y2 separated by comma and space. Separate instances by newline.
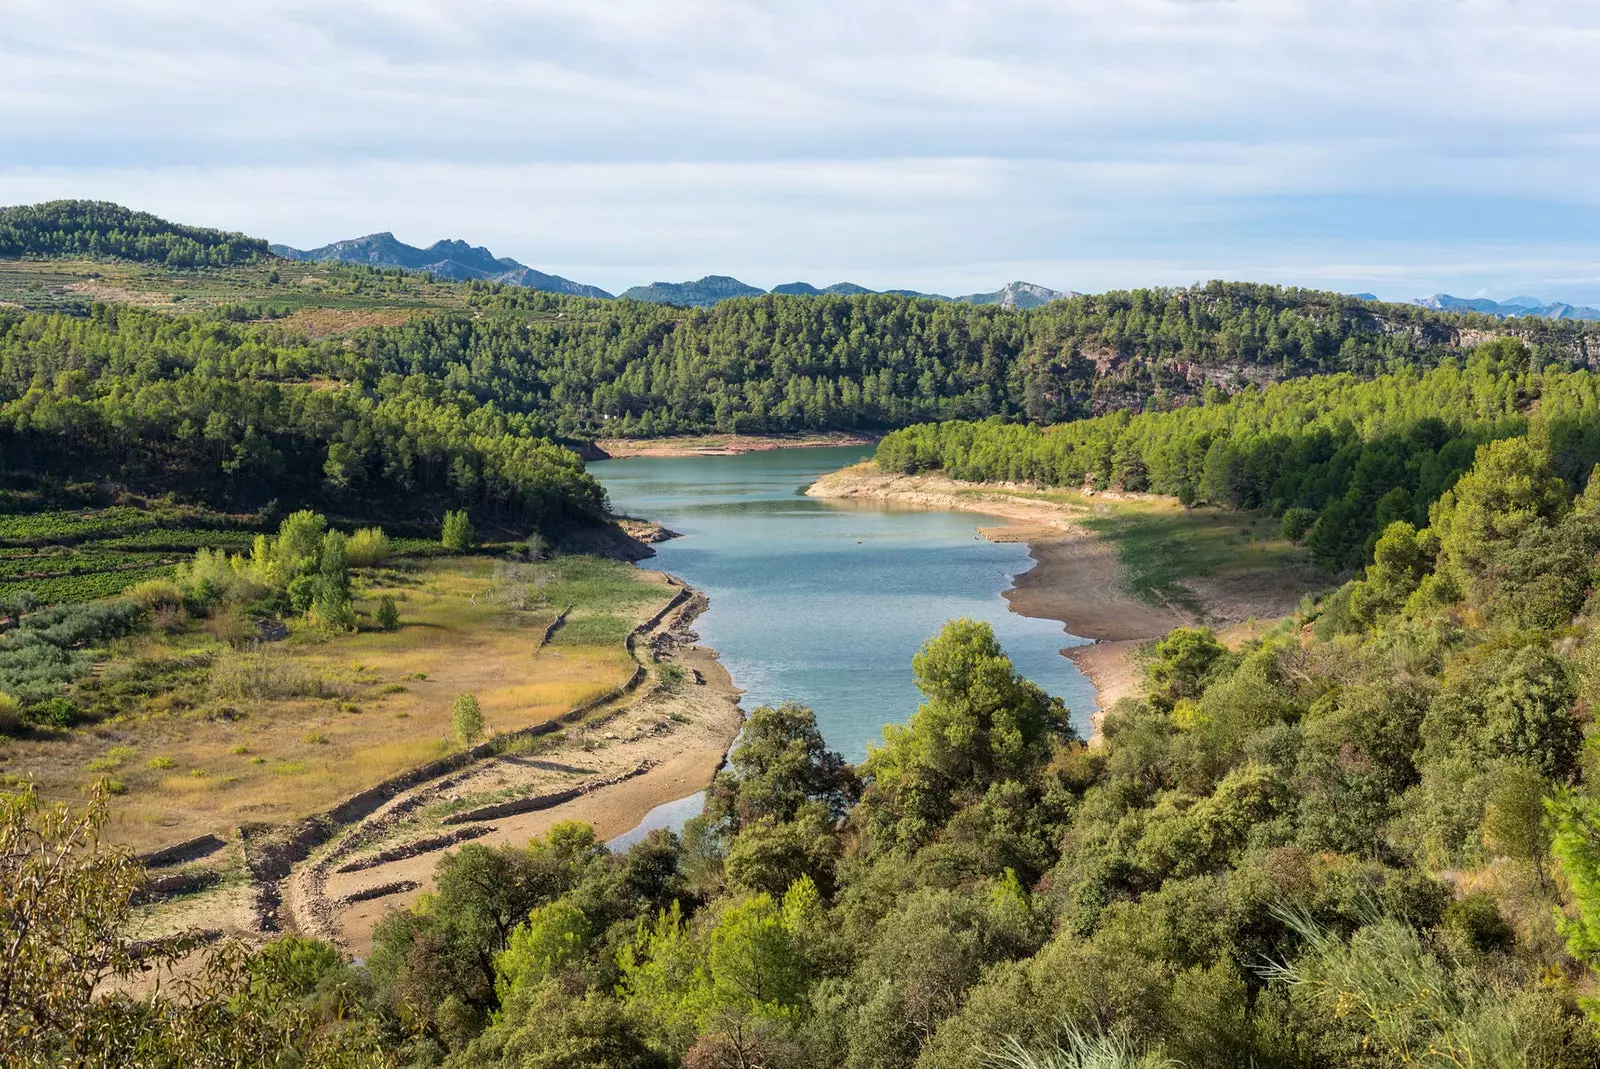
9, 556, 668, 851
275, 307, 419, 338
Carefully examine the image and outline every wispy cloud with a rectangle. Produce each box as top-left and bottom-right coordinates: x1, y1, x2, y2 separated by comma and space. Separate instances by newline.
3, 1, 1599, 299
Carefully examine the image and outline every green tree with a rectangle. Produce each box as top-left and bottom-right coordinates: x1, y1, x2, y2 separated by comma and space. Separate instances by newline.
704, 702, 859, 835
494, 896, 592, 999
1143, 627, 1226, 712
442, 509, 477, 551
1549, 788, 1600, 1020
453, 691, 485, 747
376, 594, 400, 631
862, 620, 1070, 848
1430, 436, 1568, 594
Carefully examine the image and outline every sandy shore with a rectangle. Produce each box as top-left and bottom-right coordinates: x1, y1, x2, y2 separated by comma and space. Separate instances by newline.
808, 463, 1306, 719
592, 432, 877, 458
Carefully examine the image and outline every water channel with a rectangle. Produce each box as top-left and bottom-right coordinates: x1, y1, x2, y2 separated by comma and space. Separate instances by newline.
592, 445, 1098, 848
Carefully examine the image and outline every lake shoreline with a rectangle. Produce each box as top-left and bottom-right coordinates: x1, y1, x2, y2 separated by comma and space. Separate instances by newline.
806, 463, 1234, 721
586, 432, 879, 459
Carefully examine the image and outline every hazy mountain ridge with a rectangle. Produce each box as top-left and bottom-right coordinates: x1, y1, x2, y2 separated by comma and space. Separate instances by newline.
1415, 292, 1600, 321
270, 232, 614, 299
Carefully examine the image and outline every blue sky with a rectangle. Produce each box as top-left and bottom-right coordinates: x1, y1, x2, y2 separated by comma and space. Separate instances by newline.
3, 0, 1599, 301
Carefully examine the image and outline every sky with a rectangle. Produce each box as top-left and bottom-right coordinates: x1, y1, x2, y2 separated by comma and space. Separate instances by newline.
3, 0, 1600, 302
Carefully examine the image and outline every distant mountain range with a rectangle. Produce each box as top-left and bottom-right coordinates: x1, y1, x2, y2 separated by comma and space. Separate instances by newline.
271, 230, 1080, 309
270, 232, 614, 299
1413, 293, 1600, 322
617, 276, 1077, 308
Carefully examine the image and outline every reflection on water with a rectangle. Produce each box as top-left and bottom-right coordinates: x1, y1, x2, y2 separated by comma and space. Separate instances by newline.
592, 446, 1098, 764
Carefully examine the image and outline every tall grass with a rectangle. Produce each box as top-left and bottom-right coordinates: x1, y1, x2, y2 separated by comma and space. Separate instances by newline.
209, 649, 335, 701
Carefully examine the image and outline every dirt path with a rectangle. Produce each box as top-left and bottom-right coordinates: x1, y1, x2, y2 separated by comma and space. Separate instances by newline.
808, 464, 1309, 722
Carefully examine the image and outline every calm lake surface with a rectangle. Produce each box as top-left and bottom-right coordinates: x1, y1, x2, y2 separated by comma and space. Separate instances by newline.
591, 446, 1098, 766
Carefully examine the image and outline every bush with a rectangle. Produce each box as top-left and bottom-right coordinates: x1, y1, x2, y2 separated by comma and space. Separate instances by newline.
452, 692, 485, 746
126, 579, 185, 611
376, 595, 400, 631
29, 697, 77, 728
659, 662, 686, 693
441, 510, 476, 552
346, 527, 390, 568
205, 608, 256, 647
1280, 507, 1317, 541
0, 692, 22, 734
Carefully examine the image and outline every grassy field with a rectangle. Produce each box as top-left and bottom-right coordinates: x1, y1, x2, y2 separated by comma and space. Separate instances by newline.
0, 258, 581, 335
0, 554, 667, 851
1073, 500, 1312, 614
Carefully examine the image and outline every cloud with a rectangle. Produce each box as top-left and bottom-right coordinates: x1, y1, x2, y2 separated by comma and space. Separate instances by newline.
3, 1, 1600, 299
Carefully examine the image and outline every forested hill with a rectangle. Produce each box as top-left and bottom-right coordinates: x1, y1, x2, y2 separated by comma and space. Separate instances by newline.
876, 337, 1600, 571
0, 304, 606, 531
0, 201, 270, 266
399, 281, 1599, 436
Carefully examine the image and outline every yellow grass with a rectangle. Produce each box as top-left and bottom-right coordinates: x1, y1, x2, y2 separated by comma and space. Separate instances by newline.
12, 556, 667, 851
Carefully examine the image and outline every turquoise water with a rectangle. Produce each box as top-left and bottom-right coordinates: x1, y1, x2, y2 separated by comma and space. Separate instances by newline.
591, 446, 1097, 765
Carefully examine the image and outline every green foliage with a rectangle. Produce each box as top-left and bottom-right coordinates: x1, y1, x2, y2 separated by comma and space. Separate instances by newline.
878, 349, 1600, 571
452, 691, 485, 747
345, 526, 390, 568
375, 594, 400, 631
494, 896, 592, 999
1141, 627, 1226, 712
0, 783, 385, 1067
1550, 789, 1600, 992
1263, 906, 1528, 1067
448, 978, 661, 1069
0, 306, 608, 529
705, 702, 860, 836
1279, 506, 1316, 541
1430, 435, 1570, 591
0, 599, 143, 709
441, 509, 476, 551
864, 620, 1071, 849
0, 200, 270, 265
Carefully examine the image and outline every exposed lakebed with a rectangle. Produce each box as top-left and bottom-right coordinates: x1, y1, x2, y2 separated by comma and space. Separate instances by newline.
591, 446, 1099, 766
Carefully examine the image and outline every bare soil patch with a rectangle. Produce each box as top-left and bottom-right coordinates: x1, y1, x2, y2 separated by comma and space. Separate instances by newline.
593, 432, 877, 458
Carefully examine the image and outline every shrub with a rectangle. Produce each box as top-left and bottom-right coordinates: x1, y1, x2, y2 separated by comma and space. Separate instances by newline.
1280, 507, 1318, 541
659, 662, 686, 693
376, 595, 400, 631
309, 592, 356, 633
126, 579, 185, 611
346, 528, 391, 568
30, 697, 77, 728
147, 756, 176, 770
0, 693, 23, 734
452, 692, 485, 747
441, 510, 476, 552
301, 731, 328, 745
205, 608, 256, 647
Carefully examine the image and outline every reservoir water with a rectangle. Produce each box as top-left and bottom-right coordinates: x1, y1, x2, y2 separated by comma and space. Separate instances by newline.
591, 446, 1098, 767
